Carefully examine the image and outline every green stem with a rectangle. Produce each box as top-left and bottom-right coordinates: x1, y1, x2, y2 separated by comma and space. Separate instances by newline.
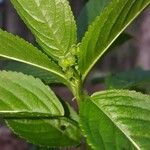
70, 76, 83, 106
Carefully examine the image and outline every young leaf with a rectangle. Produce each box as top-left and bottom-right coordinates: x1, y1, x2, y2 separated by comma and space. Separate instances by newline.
11, 0, 77, 59
0, 71, 80, 147
79, 0, 150, 80
106, 69, 150, 90
0, 30, 68, 85
77, 0, 111, 40
80, 90, 150, 150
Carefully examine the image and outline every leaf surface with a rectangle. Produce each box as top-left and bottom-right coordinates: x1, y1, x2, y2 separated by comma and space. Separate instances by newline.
0, 30, 68, 84
11, 0, 77, 59
79, 0, 150, 80
0, 71, 80, 147
80, 90, 150, 150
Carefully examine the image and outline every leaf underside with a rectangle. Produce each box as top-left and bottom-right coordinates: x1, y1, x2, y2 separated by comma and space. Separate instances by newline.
11, 0, 77, 59
0, 71, 80, 147
80, 90, 150, 150
79, 0, 150, 80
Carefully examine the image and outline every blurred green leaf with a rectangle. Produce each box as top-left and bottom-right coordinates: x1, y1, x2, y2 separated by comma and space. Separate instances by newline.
106, 69, 150, 92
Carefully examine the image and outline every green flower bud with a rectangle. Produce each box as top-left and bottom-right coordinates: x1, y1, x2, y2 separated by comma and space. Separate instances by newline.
58, 54, 76, 70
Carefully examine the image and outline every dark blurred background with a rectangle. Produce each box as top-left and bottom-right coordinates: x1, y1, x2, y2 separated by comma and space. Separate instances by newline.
0, 0, 150, 149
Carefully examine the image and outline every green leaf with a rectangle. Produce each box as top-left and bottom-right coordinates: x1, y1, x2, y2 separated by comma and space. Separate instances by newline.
0, 71, 80, 147
77, 0, 111, 40
0, 29, 68, 85
80, 90, 150, 150
79, 0, 150, 80
0, 71, 64, 117
2, 60, 62, 84
11, 0, 77, 59
106, 69, 150, 90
